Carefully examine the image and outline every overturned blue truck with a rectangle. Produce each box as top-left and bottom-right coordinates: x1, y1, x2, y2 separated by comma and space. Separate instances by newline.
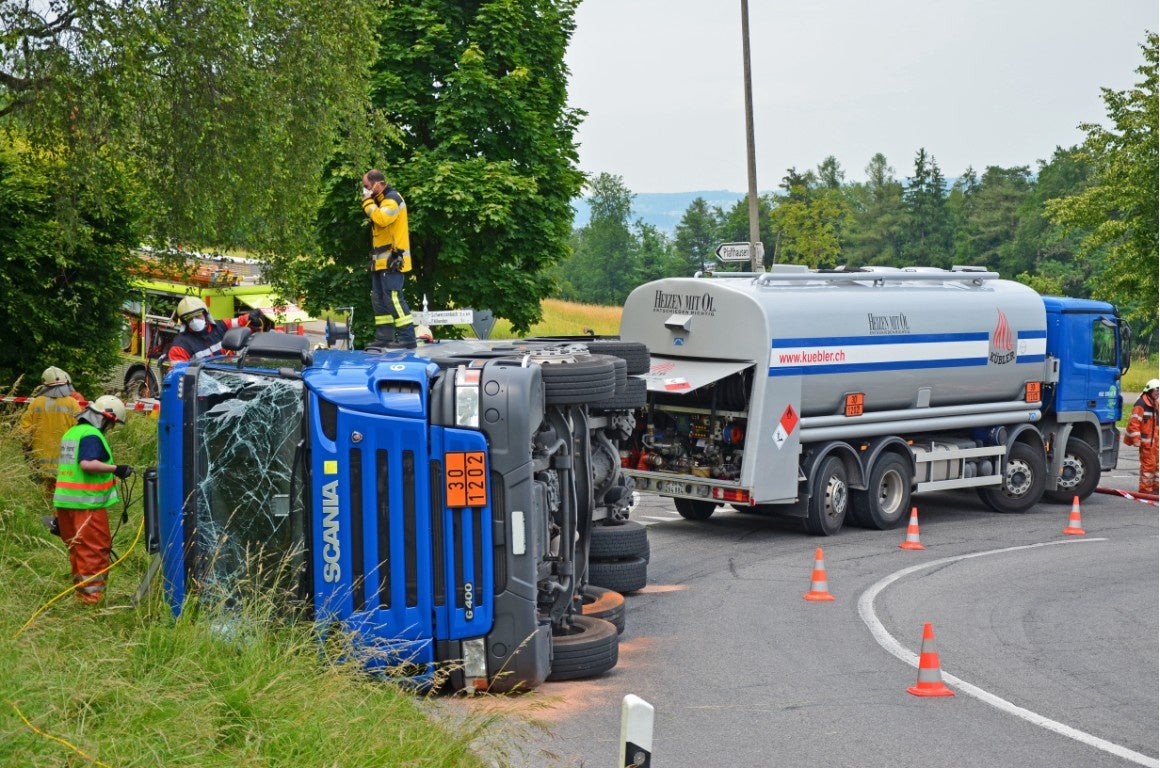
148, 331, 649, 692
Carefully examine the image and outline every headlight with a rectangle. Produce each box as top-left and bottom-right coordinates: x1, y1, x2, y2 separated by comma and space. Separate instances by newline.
454, 366, 480, 428
462, 637, 487, 684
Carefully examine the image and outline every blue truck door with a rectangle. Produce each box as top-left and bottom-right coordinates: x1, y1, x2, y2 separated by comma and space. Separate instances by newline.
1044, 297, 1121, 422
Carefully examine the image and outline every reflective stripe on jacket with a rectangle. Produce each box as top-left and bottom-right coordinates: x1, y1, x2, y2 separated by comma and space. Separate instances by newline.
54, 424, 120, 509
362, 187, 412, 272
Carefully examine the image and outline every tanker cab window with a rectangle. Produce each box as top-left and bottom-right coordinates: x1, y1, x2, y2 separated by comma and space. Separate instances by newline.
1091, 318, 1116, 369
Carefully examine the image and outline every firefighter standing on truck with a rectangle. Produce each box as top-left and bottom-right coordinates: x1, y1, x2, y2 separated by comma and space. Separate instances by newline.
1123, 379, 1159, 495
361, 168, 417, 350
18, 366, 86, 533
53, 396, 133, 604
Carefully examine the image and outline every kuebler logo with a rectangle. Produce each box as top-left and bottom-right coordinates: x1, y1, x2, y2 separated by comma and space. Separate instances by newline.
989, 309, 1015, 365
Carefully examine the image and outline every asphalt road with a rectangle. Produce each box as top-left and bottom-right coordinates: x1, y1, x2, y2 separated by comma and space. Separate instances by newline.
459, 448, 1158, 768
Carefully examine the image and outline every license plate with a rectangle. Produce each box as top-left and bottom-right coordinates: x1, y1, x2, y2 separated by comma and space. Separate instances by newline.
657, 480, 686, 496
445, 451, 488, 508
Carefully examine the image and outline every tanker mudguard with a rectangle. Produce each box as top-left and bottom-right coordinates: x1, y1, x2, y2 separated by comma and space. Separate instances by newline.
617, 266, 1128, 532
151, 334, 644, 692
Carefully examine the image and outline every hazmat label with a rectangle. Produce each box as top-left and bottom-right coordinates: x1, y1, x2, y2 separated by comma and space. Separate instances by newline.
663, 378, 691, 391
772, 404, 799, 449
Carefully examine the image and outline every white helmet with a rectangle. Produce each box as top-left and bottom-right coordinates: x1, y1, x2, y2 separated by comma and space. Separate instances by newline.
175, 296, 208, 322
1146, 379, 1160, 393
42, 366, 71, 386
88, 395, 127, 425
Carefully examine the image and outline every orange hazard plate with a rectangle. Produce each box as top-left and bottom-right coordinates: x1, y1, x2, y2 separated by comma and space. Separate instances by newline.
445, 450, 488, 508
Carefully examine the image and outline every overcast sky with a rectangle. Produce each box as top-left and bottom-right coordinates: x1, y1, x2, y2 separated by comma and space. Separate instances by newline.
564, 1, 1157, 193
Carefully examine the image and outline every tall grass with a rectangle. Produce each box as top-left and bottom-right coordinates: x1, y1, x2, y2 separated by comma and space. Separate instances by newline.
0, 410, 507, 767
490, 298, 622, 339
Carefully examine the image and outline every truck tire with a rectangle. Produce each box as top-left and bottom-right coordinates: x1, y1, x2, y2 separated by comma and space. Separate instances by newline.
1045, 438, 1101, 503
124, 368, 159, 400
547, 615, 619, 681
674, 498, 717, 520
538, 354, 617, 406
804, 455, 849, 536
978, 441, 1046, 513
596, 376, 647, 411
590, 520, 649, 561
587, 556, 648, 594
849, 452, 911, 530
585, 340, 650, 375
579, 585, 626, 634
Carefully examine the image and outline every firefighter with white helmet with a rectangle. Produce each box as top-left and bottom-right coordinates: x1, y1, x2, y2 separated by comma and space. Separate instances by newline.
18, 366, 87, 525
52, 395, 133, 604
1124, 378, 1159, 494
166, 295, 270, 363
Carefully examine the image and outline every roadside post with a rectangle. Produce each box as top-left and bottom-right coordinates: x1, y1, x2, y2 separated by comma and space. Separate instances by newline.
618, 694, 654, 767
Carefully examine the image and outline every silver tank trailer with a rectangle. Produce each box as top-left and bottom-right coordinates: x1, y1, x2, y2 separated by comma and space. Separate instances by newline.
619, 267, 1047, 417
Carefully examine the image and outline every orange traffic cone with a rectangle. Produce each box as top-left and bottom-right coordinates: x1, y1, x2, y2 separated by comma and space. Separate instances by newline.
1063, 496, 1085, 535
899, 507, 925, 550
803, 547, 835, 601
907, 622, 955, 697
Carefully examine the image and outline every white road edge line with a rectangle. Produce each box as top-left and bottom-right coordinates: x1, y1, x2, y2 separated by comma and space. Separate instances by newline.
857, 538, 1160, 768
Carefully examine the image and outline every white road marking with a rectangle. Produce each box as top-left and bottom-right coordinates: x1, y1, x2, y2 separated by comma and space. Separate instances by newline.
857, 539, 1160, 768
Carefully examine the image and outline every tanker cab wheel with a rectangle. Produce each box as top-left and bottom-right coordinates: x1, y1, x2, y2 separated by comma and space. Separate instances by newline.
1044, 438, 1101, 504
977, 441, 1047, 513
804, 455, 848, 536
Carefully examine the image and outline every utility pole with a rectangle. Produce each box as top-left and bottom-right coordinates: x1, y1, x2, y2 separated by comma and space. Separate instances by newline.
740, 0, 762, 271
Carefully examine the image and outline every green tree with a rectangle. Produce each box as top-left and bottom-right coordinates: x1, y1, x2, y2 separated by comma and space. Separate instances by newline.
558, 173, 636, 305
901, 148, 952, 267
0, 143, 140, 394
949, 166, 1033, 274
304, 0, 586, 335
673, 197, 722, 273
1047, 32, 1159, 349
845, 153, 906, 267
769, 165, 850, 268
717, 194, 774, 267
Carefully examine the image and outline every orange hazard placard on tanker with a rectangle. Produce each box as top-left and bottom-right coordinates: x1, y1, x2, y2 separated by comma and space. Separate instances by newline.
445, 451, 488, 508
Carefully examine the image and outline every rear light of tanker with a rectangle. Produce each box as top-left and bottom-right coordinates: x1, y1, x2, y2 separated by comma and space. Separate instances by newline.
712, 487, 752, 505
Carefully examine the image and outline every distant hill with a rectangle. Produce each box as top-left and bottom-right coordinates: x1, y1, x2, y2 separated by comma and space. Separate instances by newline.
571, 190, 763, 235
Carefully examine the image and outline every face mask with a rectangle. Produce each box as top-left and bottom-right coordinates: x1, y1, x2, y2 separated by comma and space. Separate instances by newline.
187, 317, 207, 333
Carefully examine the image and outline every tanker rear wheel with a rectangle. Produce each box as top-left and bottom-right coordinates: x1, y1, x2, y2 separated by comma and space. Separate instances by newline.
674, 498, 717, 520
1044, 438, 1100, 503
805, 456, 848, 536
849, 453, 911, 530
978, 442, 1046, 513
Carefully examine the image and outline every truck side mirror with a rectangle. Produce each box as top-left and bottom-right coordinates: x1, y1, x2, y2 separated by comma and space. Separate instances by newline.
222, 326, 252, 352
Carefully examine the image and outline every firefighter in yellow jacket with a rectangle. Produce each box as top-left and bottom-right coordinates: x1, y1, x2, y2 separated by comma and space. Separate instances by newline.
361, 169, 417, 350
54, 396, 133, 604
18, 367, 85, 522
1123, 379, 1158, 494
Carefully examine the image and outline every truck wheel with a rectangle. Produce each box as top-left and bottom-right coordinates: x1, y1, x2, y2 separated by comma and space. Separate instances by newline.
538, 354, 617, 406
587, 556, 648, 594
1044, 438, 1100, 503
596, 376, 647, 411
849, 453, 911, 530
674, 498, 717, 520
124, 368, 159, 400
978, 442, 1046, 513
579, 585, 625, 634
547, 615, 619, 681
590, 520, 649, 561
585, 340, 650, 375
804, 456, 848, 536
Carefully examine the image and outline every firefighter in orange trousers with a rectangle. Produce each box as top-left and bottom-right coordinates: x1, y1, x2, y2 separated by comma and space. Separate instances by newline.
1123, 379, 1159, 494
53, 396, 133, 604
18, 366, 86, 532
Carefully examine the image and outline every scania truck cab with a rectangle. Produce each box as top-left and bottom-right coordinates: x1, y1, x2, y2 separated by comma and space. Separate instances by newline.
151, 331, 646, 692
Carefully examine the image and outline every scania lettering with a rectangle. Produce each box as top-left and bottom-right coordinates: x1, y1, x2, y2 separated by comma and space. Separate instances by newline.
617, 266, 1130, 534
151, 330, 646, 692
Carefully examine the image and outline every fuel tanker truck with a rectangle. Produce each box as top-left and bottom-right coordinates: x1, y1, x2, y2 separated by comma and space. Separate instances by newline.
616, 265, 1130, 535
